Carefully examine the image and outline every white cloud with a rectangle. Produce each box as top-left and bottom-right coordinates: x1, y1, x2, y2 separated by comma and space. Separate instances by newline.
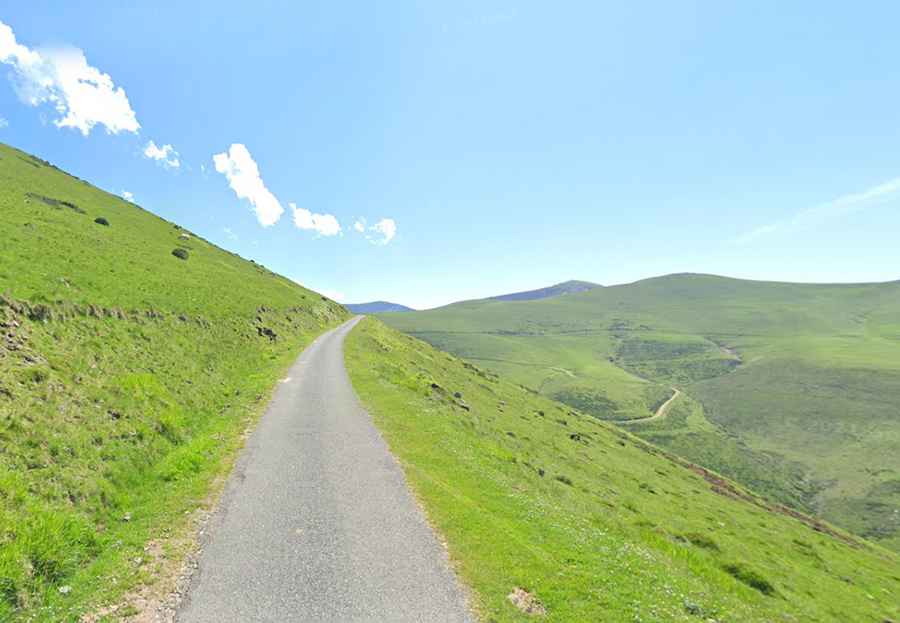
0, 20, 139, 135
143, 140, 180, 169
351, 216, 398, 244
212, 144, 284, 227
223, 227, 238, 241
0, 116, 7, 129
290, 203, 341, 237
368, 218, 397, 244
121, 190, 134, 202
738, 177, 900, 244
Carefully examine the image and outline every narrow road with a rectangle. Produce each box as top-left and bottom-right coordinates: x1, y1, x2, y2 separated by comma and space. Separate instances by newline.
618, 388, 681, 425
178, 317, 473, 623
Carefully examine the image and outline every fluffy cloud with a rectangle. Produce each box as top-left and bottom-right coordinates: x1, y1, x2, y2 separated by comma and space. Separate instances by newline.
0, 20, 139, 135
143, 140, 180, 168
351, 216, 398, 244
212, 144, 284, 227
0, 116, 7, 129
121, 190, 134, 202
369, 218, 397, 244
291, 203, 341, 237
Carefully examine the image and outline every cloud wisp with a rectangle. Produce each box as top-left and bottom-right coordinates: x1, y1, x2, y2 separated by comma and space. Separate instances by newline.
212, 144, 284, 227
738, 177, 900, 244
368, 218, 397, 244
121, 190, 134, 202
0, 20, 139, 135
290, 203, 341, 237
144, 140, 180, 169
351, 217, 397, 244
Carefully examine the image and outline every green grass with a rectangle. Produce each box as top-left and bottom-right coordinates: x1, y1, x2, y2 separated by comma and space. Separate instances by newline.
345, 318, 900, 622
379, 273, 900, 551
0, 142, 349, 620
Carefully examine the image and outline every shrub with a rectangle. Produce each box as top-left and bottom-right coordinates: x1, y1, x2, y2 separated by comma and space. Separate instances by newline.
171, 248, 189, 261
722, 563, 775, 595
679, 532, 720, 551
94, 217, 110, 226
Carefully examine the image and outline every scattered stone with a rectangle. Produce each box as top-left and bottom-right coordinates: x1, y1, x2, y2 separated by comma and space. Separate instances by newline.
507, 587, 546, 616
58, 585, 72, 594
683, 599, 702, 615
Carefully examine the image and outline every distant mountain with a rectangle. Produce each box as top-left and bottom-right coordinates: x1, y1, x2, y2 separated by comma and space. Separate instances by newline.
489, 279, 601, 302
345, 301, 415, 314
380, 272, 900, 552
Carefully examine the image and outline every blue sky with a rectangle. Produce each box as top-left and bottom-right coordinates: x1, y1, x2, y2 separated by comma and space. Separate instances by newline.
2, 2, 899, 309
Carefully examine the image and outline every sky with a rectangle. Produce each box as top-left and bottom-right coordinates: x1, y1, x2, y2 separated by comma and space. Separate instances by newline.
1, 2, 899, 309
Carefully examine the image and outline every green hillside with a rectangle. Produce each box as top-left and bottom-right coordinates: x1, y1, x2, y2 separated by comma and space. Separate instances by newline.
345, 318, 899, 622
0, 143, 348, 620
379, 274, 900, 551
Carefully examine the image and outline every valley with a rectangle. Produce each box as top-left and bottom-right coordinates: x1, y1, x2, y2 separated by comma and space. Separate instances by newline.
1, 141, 898, 621
379, 274, 900, 551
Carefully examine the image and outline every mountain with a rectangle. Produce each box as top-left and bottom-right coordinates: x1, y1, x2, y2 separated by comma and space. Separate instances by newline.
488, 279, 601, 302
379, 272, 900, 552
347, 281, 599, 314
345, 301, 415, 313
0, 142, 348, 619
3, 143, 897, 622
345, 317, 899, 621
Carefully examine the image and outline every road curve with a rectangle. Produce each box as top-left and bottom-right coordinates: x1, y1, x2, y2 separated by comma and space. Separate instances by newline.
618, 388, 681, 425
177, 317, 473, 623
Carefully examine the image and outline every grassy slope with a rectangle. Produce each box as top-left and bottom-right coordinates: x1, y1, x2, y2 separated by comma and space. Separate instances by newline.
345, 318, 899, 622
379, 274, 900, 550
0, 143, 349, 620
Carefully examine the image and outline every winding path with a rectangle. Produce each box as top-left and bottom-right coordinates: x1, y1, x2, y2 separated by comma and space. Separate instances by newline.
177, 317, 473, 623
618, 388, 682, 425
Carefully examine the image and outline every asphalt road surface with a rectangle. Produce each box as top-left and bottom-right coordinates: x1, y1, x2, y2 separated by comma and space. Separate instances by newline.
178, 317, 473, 623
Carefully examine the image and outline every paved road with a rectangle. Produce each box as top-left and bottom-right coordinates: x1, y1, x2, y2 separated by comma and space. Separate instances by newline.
178, 317, 473, 623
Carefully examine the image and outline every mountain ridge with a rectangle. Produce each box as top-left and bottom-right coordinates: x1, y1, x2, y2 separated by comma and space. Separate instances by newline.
378, 270, 900, 552
345, 301, 415, 314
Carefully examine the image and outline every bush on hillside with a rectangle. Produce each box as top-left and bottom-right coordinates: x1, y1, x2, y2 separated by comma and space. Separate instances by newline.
171, 248, 189, 261
94, 217, 110, 226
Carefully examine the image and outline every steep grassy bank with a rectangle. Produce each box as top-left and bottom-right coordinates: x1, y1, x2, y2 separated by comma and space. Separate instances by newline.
0, 143, 348, 620
379, 274, 900, 549
345, 318, 899, 622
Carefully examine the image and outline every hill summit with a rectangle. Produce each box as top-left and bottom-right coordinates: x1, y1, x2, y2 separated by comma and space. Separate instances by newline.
488, 279, 601, 302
